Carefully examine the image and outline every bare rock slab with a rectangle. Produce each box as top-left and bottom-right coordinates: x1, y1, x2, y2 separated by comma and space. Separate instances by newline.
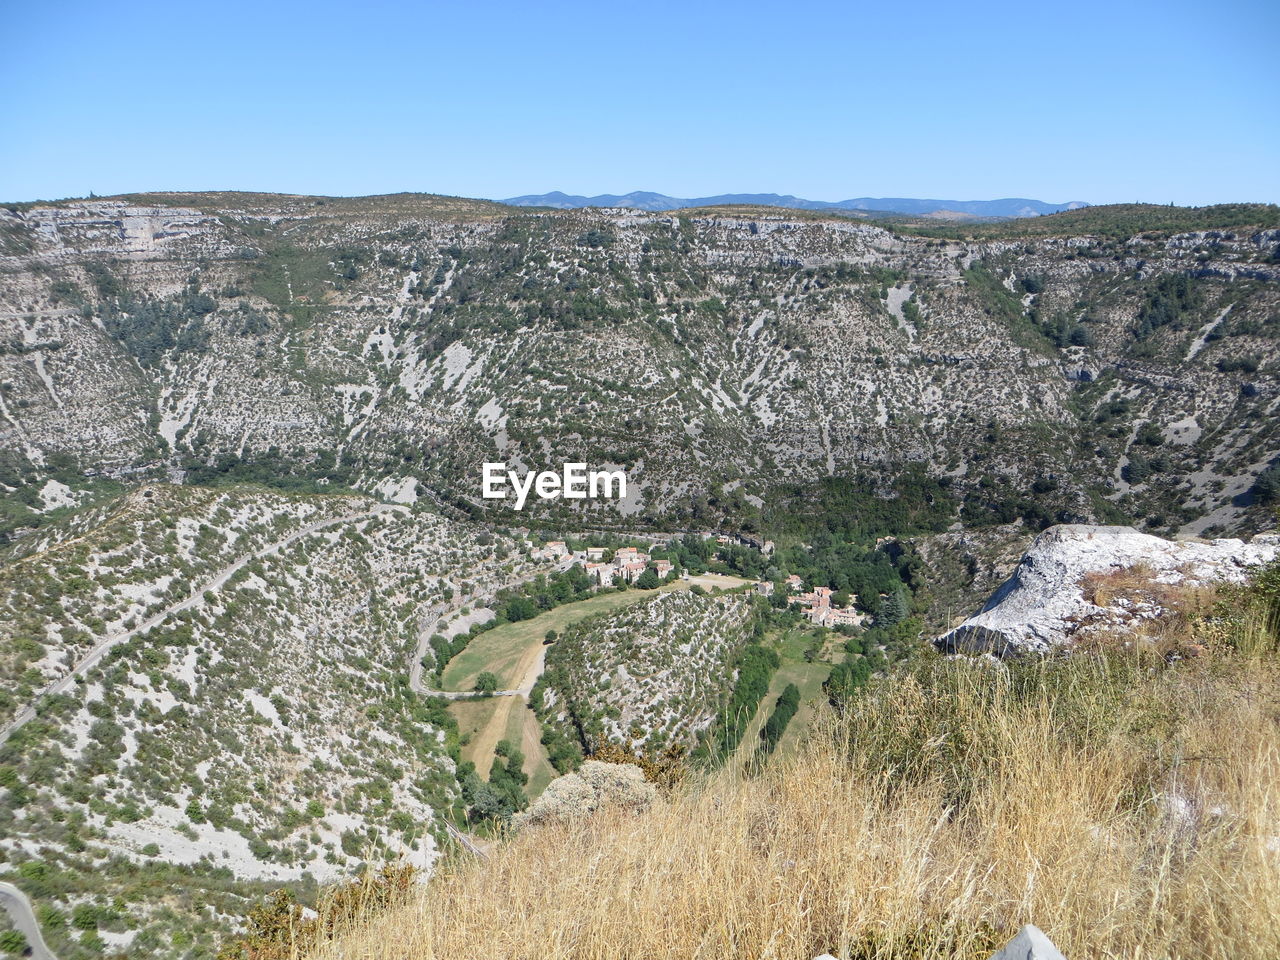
988, 924, 1068, 960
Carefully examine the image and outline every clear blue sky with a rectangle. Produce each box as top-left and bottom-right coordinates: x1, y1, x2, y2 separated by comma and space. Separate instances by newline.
2, 0, 1277, 205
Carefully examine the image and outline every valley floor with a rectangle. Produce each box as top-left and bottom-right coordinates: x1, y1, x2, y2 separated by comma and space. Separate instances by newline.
439, 573, 751, 798
732, 626, 836, 768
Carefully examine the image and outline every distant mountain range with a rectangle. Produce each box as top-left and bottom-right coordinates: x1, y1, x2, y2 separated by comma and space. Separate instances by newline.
500, 191, 1090, 219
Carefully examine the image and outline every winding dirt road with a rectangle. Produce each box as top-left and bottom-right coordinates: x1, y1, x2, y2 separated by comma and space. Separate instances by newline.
0, 882, 57, 960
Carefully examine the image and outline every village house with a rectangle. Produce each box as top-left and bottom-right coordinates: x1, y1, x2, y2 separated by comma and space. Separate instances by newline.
789, 584, 863, 628
584, 561, 613, 586
784, 574, 804, 592
619, 559, 648, 583
586, 546, 606, 560
820, 606, 864, 628
794, 585, 834, 608
755, 580, 774, 596
580, 545, 664, 585
533, 542, 572, 561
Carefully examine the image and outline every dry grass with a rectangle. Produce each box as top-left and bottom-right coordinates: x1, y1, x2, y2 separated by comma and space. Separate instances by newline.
1079, 562, 1158, 607
1075, 568, 1230, 660
301, 650, 1280, 960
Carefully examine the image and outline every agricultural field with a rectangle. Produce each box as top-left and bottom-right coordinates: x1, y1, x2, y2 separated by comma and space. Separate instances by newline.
443, 574, 751, 794
733, 627, 836, 767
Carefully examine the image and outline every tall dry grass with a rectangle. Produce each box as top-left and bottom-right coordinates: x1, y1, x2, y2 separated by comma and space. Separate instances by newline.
304, 649, 1280, 960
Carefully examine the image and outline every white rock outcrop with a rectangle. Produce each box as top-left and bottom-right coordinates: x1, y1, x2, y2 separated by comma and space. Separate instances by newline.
936, 524, 1280, 655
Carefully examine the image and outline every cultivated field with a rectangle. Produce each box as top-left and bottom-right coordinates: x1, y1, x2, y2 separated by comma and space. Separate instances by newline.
445, 575, 751, 793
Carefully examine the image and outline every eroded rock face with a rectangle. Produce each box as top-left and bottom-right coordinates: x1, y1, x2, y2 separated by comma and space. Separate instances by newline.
935, 524, 1280, 655
2, 197, 1278, 532
513, 760, 656, 829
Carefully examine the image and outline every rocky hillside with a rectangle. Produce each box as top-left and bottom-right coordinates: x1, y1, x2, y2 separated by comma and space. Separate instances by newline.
1, 195, 1278, 537
0, 483, 531, 957
538, 590, 758, 751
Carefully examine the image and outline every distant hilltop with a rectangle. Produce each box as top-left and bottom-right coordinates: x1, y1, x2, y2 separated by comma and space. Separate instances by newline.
500, 190, 1090, 219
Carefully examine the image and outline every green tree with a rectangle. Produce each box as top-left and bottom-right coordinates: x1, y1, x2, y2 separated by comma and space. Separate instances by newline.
502, 597, 539, 622
824, 656, 873, 709
475, 671, 499, 695
878, 586, 907, 627
1253, 465, 1280, 505
759, 683, 801, 754
698, 645, 781, 760
0, 930, 28, 955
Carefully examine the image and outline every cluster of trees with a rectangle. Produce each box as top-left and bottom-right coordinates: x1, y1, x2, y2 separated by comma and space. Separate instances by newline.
427, 629, 472, 685
412, 694, 519, 824
766, 469, 958, 543
1136, 273, 1201, 340
537, 716, 585, 774
1218, 355, 1261, 374
654, 535, 711, 576
1031, 307, 1095, 348
182, 446, 354, 492
824, 615, 920, 710
694, 642, 780, 761
1020, 273, 1096, 347
1253, 464, 1280, 505
758, 683, 800, 755
98, 277, 216, 368
957, 473, 1080, 531
527, 674, 586, 774
754, 538, 921, 620
633, 567, 663, 590
963, 262, 1042, 343
575, 228, 615, 248
493, 565, 596, 622
824, 655, 874, 708
460, 740, 528, 824
519, 290, 626, 330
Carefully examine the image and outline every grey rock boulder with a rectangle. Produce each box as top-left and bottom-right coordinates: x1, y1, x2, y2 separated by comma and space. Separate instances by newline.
989, 924, 1068, 960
